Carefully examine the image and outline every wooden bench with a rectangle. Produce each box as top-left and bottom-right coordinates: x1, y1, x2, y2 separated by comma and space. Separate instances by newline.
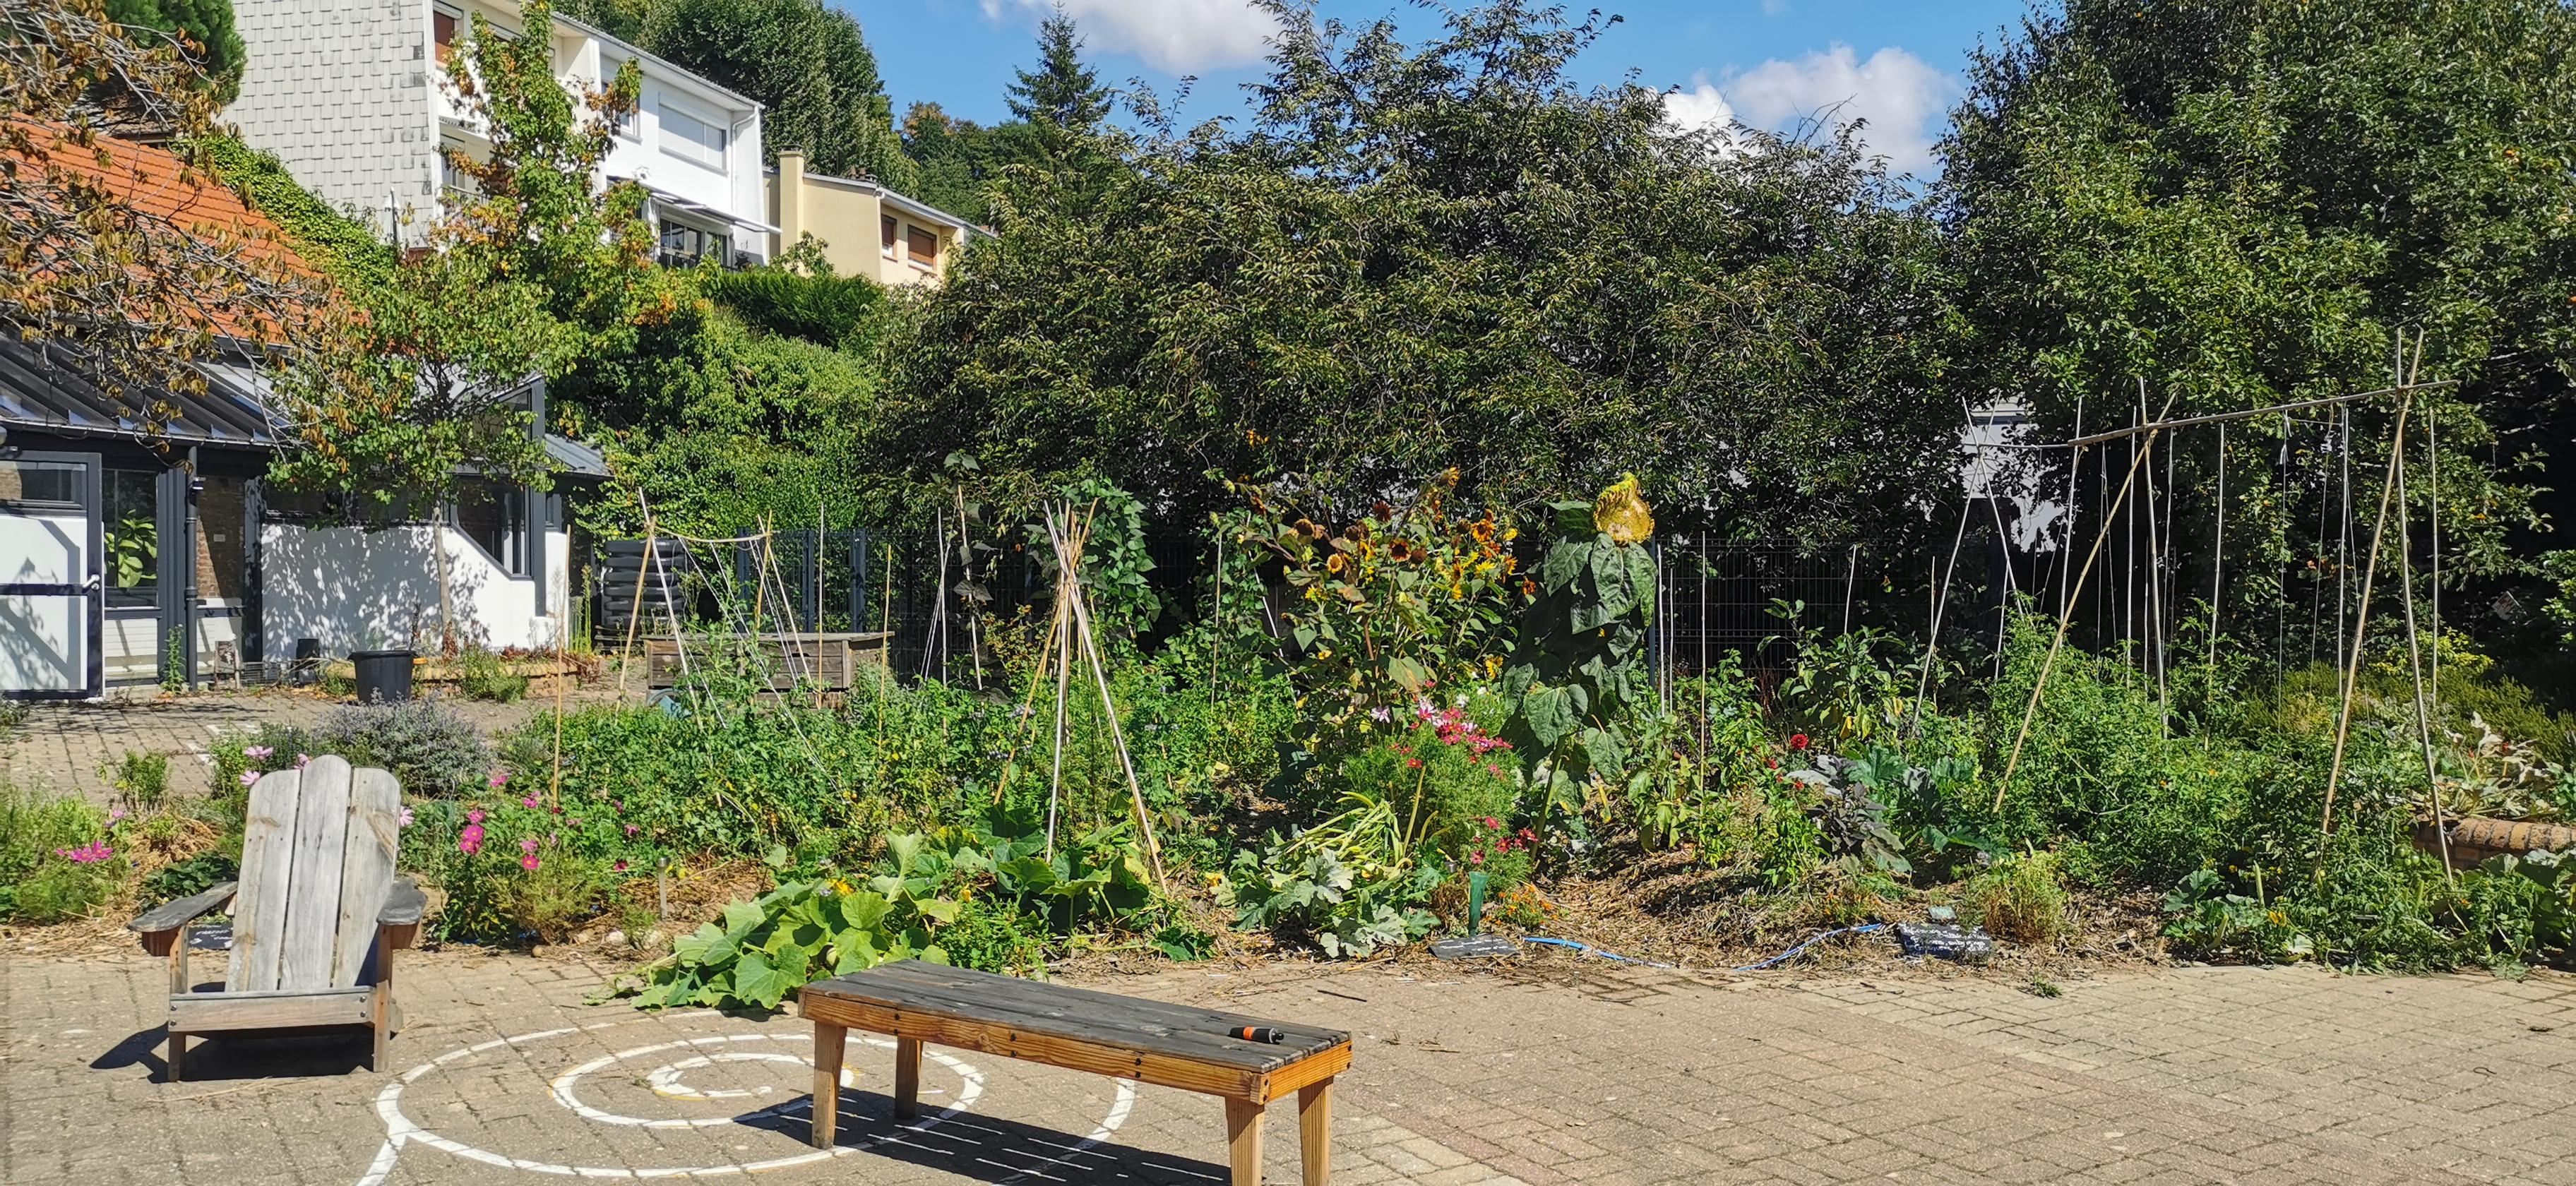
798, 961, 1352, 1185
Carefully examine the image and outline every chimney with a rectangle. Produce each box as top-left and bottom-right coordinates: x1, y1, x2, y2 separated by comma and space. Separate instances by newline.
775, 149, 806, 265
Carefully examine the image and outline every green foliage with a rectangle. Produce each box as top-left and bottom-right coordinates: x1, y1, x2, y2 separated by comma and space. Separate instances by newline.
1030, 476, 1158, 640
900, 102, 1035, 227
1772, 604, 1916, 744
0, 783, 119, 923
106, 750, 169, 810
876, 1, 1962, 537
452, 647, 530, 703
699, 267, 886, 350
192, 135, 398, 291
1942, 0, 2572, 592
105, 0, 244, 100
1220, 839, 1441, 959
1967, 851, 2070, 945
141, 852, 237, 905
314, 700, 493, 796
621, 817, 1171, 1009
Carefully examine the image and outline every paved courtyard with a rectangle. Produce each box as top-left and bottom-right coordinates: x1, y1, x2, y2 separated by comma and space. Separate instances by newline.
5, 944, 2573, 1185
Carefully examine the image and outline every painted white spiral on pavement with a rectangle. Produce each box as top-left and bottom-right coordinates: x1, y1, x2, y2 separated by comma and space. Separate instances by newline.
352, 1011, 1136, 1184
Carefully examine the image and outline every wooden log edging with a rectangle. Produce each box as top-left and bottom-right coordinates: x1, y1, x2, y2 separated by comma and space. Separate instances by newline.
2414, 817, 2576, 866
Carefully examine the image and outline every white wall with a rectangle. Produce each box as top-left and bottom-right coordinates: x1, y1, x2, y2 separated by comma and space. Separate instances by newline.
227, 0, 439, 245
260, 522, 571, 657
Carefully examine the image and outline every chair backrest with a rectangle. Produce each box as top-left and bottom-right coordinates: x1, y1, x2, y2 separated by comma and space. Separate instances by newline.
226, 756, 404, 992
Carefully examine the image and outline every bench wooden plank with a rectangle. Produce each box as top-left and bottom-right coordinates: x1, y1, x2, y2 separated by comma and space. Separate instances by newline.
169, 986, 375, 1031
330, 767, 402, 987
831, 974, 1330, 1066
278, 757, 353, 992
869, 961, 1348, 1049
805, 962, 1346, 1070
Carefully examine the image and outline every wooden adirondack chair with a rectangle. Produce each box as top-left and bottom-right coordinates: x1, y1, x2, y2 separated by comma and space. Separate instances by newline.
127, 755, 426, 1079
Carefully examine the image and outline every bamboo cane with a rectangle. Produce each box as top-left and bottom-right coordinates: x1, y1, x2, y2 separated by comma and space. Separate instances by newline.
2315, 385, 2416, 872
1993, 391, 2178, 812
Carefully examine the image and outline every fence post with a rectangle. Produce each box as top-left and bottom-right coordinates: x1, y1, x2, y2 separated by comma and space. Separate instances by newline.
849, 528, 871, 635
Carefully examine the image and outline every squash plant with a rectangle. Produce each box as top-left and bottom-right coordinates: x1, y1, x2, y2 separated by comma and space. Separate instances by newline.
1502, 476, 1659, 826
621, 819, 1171, 1010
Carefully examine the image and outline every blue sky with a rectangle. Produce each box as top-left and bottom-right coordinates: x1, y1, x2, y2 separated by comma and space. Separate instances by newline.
847, 0, 2034, 176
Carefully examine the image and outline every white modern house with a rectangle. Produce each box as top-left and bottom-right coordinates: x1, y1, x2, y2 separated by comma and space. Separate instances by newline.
224, 0, 773, 265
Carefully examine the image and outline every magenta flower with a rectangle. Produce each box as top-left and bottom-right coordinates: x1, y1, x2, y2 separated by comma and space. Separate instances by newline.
244, 745, 273, 760
108, 808, 127, 824
458, 823, 484, 855
612, 859, 628, 873
624, 823, 639, 836
239, 769, 261, 788
489, 771, 509, 788
520, 855, 541, 872
519, 837, 539, 854
521, 794, 540, 810
54, 841, 114, 864
466, 808, 485, 824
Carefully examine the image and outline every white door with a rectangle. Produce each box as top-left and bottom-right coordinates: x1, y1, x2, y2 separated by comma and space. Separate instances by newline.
0, 452, 102, 699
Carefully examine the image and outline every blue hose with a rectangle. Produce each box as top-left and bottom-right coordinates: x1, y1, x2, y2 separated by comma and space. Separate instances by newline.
1729, 923, 1889, 971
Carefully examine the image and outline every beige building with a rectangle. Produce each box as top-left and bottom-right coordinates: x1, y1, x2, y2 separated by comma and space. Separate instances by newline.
768, 151, 974, 286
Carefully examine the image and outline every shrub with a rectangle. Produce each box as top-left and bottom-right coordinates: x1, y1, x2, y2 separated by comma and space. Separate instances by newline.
106, 750, 169, 811
314, 700, 491, 795
1968, 851, 2069, 945
700, 267, 884, 348
142, 853, 239, 905
453, 647, 530, 703
0, 782, 121, 923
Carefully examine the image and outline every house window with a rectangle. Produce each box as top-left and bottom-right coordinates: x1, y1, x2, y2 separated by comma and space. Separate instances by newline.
102, 469, 158, 607
880, 214, 897, 256
659, 98, 727, 168
451, 478, 527, 576
907, 224, 938, 268
439, 138, 474, 199
0, 458, 80, 508
657, 221, 728, 268
433, 5, 458, 60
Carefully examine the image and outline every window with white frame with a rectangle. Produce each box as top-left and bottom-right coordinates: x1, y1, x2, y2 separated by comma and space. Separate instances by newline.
658, 97, 727, 168
658, 220, 729, 268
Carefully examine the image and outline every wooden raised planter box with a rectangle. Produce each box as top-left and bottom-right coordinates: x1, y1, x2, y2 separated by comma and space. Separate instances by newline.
642, 631, 892, 690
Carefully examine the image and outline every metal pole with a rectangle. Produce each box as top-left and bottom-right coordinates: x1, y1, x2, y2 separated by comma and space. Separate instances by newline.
2209, 424, 2226, 676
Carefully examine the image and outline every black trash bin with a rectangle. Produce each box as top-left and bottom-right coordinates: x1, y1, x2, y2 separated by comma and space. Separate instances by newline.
351, 649, 416, 703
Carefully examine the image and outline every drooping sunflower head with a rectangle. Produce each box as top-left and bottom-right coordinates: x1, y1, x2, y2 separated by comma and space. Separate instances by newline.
1594, 474, 1654, 545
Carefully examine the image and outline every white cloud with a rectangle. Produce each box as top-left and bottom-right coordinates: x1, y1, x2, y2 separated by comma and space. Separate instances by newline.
1661, 74, 1739, 143
1712, 44, 1957, 175
982, 0, 1281, 75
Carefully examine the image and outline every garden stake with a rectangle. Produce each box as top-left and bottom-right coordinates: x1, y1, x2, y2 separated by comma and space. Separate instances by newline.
2395, 441, 2452, 879
1912, 494, 1977, 738
1993, 390, 2178, 812
2060, 396, 2083, 620
2315, 381, 2417, 875
2426, 408, 2440, 707
1050, 505, 1171, 890
2208, 424, 2225, 678
615, 491, 659, 695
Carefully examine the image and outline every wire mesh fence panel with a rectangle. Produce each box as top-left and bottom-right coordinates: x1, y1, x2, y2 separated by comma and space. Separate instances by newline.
1655, 538, 1883, 680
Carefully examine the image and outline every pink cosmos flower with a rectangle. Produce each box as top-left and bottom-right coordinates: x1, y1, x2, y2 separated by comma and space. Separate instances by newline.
466, 808, 484, 824
489, 772, 509, 788
520, 855, 541, 872
458, 823, 484, 855
612, 859, 628, 873
521, 794, 540, 809
625, 823, 639, 836
244, 745, 273, 760
109, 808, 127, 823
295, 753, 312, 767
239, 769, 261, 788
54, 841, 114, 864
519, 837, 539, 854
399, 807, 415, 828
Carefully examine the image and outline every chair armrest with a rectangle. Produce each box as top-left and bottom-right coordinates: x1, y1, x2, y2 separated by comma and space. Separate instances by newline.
131, 882, 237, 957
378, 875, 427, 926
130, 882, 237, 936
378, 875, 427, 950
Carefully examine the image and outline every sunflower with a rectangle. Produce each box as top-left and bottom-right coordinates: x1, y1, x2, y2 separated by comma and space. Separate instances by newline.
1518, 576, 1537, 597
1326, 553, 1347, 574
1388, 539, 1413, 563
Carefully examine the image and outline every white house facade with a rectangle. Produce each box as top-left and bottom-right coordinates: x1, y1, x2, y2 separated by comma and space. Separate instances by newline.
225, 0, 773, 264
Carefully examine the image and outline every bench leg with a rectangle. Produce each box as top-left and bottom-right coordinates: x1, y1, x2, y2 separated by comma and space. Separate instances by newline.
166, 1029, 186, 1082
1299, 1078, 1332, 1186
1227, 1097, 1263, 1186
810, 1022, 847, 1149
893, 1036, 922, 1120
